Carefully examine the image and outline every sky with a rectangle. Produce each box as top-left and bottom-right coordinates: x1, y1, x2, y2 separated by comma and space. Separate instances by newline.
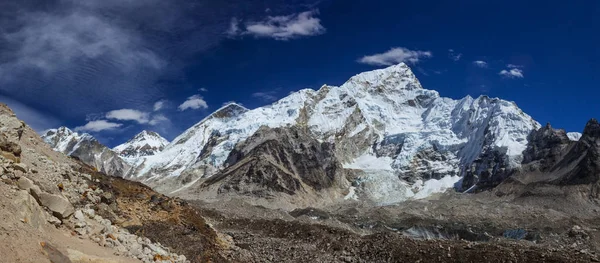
0, 0, 598, 147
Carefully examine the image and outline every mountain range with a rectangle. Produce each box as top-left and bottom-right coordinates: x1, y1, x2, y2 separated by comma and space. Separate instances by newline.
41, 63, 585, 207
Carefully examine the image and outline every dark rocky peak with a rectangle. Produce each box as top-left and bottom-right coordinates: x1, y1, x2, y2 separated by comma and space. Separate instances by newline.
521, 122, 572, 169
210, 103, 248, 119
581, 118, 600, 141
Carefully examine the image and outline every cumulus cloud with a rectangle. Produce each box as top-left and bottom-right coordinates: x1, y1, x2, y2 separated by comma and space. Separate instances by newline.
74, 120, 122, 132
499, 68, 524, 78
226, 18, 241, 37
358, 47, 432, 66
148, 114, 169, 125
178, 95, 208, 111
473, 60, 488, 68
227, 10, 325, 40
153, 100, 167, 111
106, 109, 150, 124
448, 49, 462, 61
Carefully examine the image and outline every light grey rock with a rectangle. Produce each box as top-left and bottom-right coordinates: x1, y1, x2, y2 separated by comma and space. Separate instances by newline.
13, 190, 47, 230
82, 208, 95, 218
31, 191, 75, 220
73, 210, 85, 222
17, 176, 41, 195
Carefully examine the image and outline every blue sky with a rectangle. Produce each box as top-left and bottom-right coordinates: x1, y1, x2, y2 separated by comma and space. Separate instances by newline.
0, 0, 598, 147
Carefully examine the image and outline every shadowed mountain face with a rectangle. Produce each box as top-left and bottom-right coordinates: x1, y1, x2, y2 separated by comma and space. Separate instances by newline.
553, 119, 600, 185
200, 125, 347, 198
491, 119, 600, 200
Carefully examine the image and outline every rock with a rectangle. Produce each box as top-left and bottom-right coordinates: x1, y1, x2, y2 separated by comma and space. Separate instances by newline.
14, 190, 47, 230
81, 173, 91, 181
73, 210, 85, 222
31, 191, 75, 220
40, 242, 72, 263
82, 208, 95, 218
47, 216, 62, 226
10, 163, 27, 173
17, 176, 41, 195
100, 192, 114, 204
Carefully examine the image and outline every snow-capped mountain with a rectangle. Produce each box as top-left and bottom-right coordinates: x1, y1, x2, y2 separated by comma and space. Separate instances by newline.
124, 63, 542, 203
41, 127, 130, 177
567, 132, 582, 141
113, 130, 169, 159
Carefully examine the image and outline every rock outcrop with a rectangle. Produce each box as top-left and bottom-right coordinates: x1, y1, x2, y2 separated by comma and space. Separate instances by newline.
186, 125, 349, 208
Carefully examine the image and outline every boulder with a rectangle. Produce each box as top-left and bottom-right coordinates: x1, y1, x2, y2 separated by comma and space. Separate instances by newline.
17, 176, 42, 195
31, 191, 75, 220
14, 190, 47, 230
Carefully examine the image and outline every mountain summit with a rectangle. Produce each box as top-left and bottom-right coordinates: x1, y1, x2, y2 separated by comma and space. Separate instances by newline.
113, 130, 169, 158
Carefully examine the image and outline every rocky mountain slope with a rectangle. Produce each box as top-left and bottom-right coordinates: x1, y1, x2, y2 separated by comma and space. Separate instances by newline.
42, 127, 130, 177
0, 103, 203, 262
113, 130, 169, 159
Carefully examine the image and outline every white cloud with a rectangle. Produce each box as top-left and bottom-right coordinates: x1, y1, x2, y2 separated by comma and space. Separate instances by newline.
0, 11, 162, 77
358, 47, 432, 66
74, 120, 122, 132
106, 109, 150, 124
199, 87, 208, 92
448, 49, 462, 61
178, 95, 208, 111
153, 100, 167, 111
252, 91, 279, 102
148, 114, 169, 125
499, 68, 524, 79
228, 10, 325, 41
507, 64, 523, 69
226, 18, 241, 37
473, 60, 488, 68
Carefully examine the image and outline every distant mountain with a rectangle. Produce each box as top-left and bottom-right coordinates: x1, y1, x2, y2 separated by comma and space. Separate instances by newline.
41, 63, 590, 207
122, 63, 543, 204
41, 127, 130, 177
113, 130, 169, 159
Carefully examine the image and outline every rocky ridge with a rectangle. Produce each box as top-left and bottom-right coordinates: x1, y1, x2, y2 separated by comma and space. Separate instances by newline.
42, 127, 130, 177
0, 103, 211, 262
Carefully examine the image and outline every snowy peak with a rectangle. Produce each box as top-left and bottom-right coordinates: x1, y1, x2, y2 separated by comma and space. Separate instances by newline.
41, 126, 131, 177
344, 62, 423, 92
42, 126, 96, 154
113, 130, 169, 158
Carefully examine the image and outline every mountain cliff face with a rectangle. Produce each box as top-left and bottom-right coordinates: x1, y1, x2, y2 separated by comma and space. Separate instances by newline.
119, 63, 542, 204
41, 127, 130, 177
113, 130, 169, 159
176, 125, 350, 208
